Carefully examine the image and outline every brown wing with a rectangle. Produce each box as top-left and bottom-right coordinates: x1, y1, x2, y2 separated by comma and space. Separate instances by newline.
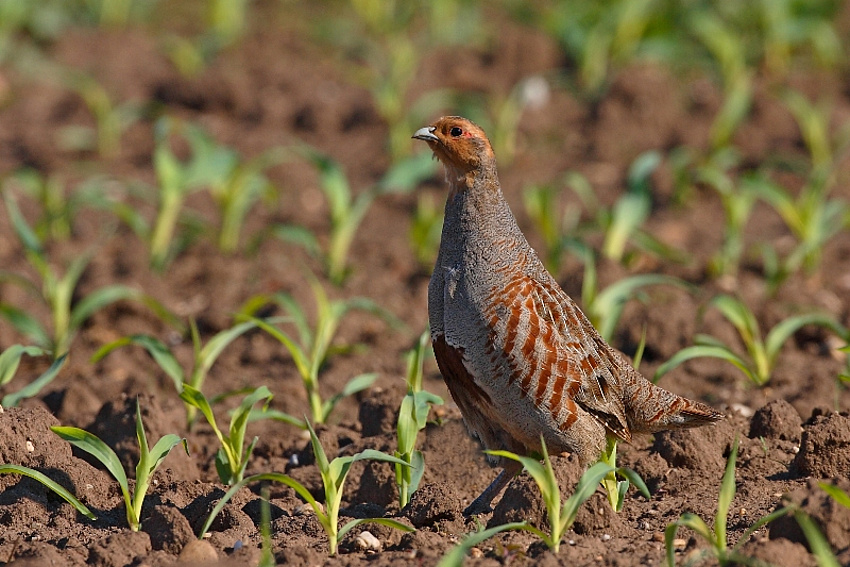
483, 274, 633, 442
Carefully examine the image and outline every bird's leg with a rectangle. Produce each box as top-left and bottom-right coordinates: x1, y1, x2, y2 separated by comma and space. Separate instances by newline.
463, 459, 523, 516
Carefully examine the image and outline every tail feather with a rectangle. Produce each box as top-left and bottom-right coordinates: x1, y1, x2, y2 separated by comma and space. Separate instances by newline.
624, 370, 724, 434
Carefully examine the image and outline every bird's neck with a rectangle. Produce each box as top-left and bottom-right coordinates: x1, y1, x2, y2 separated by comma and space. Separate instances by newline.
440, 163, 528, 262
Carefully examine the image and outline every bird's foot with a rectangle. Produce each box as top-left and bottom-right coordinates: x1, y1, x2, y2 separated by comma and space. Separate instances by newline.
462, 498, 493, 517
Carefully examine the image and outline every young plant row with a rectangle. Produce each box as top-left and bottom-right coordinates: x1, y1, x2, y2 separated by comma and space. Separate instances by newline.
5, 401, 848, 564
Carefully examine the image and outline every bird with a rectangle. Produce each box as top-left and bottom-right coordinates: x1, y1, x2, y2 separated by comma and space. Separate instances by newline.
413, 116, 723, 516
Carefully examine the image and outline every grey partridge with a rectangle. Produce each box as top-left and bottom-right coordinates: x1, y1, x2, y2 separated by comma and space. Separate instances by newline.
413, 116, 723, 516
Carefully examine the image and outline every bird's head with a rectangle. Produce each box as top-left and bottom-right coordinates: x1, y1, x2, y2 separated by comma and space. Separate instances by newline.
412, 116, 495, 175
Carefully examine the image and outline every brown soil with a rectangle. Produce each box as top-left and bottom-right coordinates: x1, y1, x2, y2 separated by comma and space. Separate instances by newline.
1, 4, 849, 566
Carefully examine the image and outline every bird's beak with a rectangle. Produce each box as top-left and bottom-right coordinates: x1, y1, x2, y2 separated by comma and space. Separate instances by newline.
412, 126, 439, 143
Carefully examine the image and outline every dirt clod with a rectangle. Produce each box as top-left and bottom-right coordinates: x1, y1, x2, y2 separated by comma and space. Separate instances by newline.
791, 412, 850, 478
403, 482, 462, 528
749, 399, 803, 443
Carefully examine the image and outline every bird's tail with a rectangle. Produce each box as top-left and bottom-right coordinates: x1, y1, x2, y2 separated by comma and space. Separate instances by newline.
622, 368, 723, 434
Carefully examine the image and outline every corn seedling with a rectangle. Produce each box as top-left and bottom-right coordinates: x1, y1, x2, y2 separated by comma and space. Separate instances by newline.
455, 75, 552, 165
0, 346, 67, 408
792, 509, 841, 567
80, 0, 157, 27
819, 481, 850, 510
207, 0, 248, 47
92, 318, 258, 428
522, 179, 584, 275
487, 437, 616, 553
146, 118, 229, 270
0, 191, 174, 358
564, 152, 676, 265
534, 0, 659, 95
578, 245, 691, 343
664, 439, 792, 566
437, 521, 530, 567
0, 464, 95, 520
342, 1, 455, 161
408, 193, 444, 269
395, 330, 443, 509
51, 399, 188, 531
598, 432, 650, 514
257, 486, 274, 567
693, 161, 760, 281
61, 72, 141, 158
3, 170, 107, 243
278, 146, 435, 285
199, 420, 413, 555
172, 123, 283, 253
749, 96, 850, 282
180, 384, 271, 485
241, 276, 397, 426
599, 331, 650, 512
654, 294, 848, 386
690, 11, 754, 151
756, 0, 843, 78
603, 150, 661, 262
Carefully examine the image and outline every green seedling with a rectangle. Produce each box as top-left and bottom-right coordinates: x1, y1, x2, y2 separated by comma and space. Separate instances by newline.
3, 170, 107, 243
598, 433, 650, 514
793, 509, 840, 567
61, 72, 141, 158
272, 145, 435, 285
342, 1, 456, 161
148, 117, 210, 270
207, 0, 248, 46
522, 180, 583, 275
395, 330, 443, 508
758, 0, 843, 78
92, 318, 258, 428
51, 399, 187, 531
1, 191, 175, 358
0, 464, 95, 520
199, 420, 413, 555
257, 486, 274, 567
533, 0, 658, 95
836, 343, 850, 408
437, 521, 530, 567
749, 95, 850, 281
578, 245, 690, 342
408, 193, 444, 269
80, 0, 157, 27
693, 161, 760, 280
487, 437, 617, 553
599, 333, 650, 512
690, 11, 753, 151
558, 152, 677, 266
654, 294, 848, 386
242, 277, 397, 426
664, 438, 792, 566
0, 346, 66, 407
603, 150, 659, 262
455, 75, 552, 165
174, 123, 282, 253
179, 384, 271, 485
819, 481, 850, 510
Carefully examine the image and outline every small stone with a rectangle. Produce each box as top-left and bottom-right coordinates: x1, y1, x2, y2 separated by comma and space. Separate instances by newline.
602, 534, 611, 541
354, 531, 381, 552
469, 547, 484, 558
26, 440, 34, 452
179, 539, 217, 563
651, 533, 664, 542
673, 538, 687, 549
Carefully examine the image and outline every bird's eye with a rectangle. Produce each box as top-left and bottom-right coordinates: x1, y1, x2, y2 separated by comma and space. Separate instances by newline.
450, 127, 463, 137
